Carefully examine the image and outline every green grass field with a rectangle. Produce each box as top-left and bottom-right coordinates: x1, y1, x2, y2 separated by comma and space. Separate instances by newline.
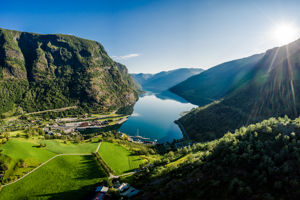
1, 138, 56, 163
0, 155, 106, 200
1, 137, 99, 159
98, 142, 145, 175
43, 140, 98, 154
7, 130, 26, 137
0, 138, 56, 181
0, 137, 99, 183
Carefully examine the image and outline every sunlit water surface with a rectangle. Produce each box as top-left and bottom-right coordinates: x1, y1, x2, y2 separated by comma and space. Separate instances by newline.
119, 92, 197, 143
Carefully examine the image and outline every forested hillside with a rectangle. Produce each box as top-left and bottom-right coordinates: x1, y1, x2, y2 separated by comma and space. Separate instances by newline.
177, 39, 300, 141
132, 68, 203, 92
0, 28, 138, 115
133, 116, 300, 200
170, 53, 264, 106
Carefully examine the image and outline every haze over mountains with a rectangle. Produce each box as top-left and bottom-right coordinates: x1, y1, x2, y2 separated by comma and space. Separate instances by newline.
172, 38, 300, 141
131, 68, 203, 92
170, 54, 265, 106
0, 28, 138, 115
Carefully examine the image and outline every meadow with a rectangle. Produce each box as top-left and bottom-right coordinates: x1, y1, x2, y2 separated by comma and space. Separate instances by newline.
98, 142, 145, 175
0, 155, 107, 200
43, 140, 98, 154
0, 135, 99, 183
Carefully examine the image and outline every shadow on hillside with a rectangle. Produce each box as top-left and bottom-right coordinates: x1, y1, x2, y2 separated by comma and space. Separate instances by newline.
34, 156, 107, 200
35, 184, 98, 200
75, 155, 107, 180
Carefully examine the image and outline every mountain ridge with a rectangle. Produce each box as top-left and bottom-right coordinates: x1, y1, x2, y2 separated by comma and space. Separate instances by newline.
131, 68, 203, 92
0, 28, 138, 115
175, 38, 300, 141
170, 53, 265, 106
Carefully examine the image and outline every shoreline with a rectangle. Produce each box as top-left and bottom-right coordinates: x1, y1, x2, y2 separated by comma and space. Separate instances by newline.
175, 120, 190, 140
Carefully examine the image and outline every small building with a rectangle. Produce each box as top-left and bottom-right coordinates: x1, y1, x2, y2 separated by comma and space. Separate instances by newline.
116, 183, 129, 192
79, 122, 89, 127
95, 186, 109, 193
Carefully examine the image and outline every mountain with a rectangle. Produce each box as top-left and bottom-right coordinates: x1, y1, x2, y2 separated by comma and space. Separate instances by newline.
170, 53, 265, 106
131, 68, 203, 92
0, 28, 138, 115
176, 38, 300, 141
133, 116, 300, 200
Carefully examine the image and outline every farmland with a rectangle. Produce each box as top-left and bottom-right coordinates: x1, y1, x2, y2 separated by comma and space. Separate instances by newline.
0, 135, 100, 184
98, 142, 146, 175
0, 155, 106, 200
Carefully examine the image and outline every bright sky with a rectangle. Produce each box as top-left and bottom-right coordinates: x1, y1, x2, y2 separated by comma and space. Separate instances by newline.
1, 0, 300, 73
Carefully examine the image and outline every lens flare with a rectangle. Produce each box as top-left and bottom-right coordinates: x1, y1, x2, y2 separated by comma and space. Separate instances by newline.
271, 22, 300, 46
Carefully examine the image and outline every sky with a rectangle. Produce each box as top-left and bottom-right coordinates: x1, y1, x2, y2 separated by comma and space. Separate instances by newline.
1, 0, 300, 73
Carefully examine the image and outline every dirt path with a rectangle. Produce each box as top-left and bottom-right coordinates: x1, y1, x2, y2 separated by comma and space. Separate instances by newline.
109, 171, 136, 179
95, 142, 102, 153
25, 106, 77, 116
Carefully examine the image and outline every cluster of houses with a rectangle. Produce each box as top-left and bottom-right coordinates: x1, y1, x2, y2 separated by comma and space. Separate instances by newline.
94, 181, 140, 200
76, 120, 112, 131
44, 119, 116, 136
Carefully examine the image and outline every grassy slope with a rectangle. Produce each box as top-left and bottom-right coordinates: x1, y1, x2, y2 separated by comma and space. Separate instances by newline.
99, 142, 145, 175
1, 139, 55, 162
0, 137, 99, 182
0, 155, 106, 200
1, 138, 56, 181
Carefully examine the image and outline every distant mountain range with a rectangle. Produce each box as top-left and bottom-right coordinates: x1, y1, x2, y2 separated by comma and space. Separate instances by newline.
131, 68, 203, 92
0, 28, 138, 114
172, 38, 300, 141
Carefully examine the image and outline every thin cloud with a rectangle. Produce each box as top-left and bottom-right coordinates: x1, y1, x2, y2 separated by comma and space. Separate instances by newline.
112, 53, 140, 60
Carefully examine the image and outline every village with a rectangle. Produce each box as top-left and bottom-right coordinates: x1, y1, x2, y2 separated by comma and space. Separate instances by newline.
43, 114, 129, 136
41, 114, 157, 145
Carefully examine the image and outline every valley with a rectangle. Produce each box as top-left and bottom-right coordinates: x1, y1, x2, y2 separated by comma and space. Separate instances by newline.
0, 107, 159, 199
2, 7, 300, 199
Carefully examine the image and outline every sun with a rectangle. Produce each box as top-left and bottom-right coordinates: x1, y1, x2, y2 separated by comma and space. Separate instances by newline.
271, 22, 300, 46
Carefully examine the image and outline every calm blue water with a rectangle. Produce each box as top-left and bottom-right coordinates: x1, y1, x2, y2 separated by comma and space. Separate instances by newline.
119, 92, 197, 143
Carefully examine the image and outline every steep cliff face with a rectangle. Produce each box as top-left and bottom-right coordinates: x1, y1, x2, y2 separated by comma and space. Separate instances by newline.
0, 28, 138, 114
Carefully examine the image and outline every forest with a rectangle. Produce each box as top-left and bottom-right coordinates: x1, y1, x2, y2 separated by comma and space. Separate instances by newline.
132, 115, 300, 200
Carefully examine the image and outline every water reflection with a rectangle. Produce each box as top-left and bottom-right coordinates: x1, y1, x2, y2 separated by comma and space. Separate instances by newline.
119, 91, 197, 143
